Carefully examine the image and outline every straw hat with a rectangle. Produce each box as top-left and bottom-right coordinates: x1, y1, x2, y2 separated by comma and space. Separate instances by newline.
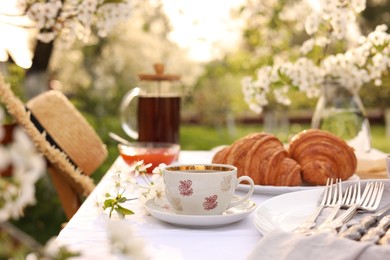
0, 74, 107, 196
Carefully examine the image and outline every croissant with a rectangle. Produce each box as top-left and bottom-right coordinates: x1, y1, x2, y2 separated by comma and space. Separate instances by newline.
288, 129, 357, 185
212, 133, 302, 186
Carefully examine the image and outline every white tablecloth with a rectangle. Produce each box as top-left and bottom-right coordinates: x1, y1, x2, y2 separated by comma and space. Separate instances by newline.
56, 151, 274, 260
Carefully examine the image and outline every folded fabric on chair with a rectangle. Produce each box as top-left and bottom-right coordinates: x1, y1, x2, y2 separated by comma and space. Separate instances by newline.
0, 74, 109, 219
0, 77, 108, 195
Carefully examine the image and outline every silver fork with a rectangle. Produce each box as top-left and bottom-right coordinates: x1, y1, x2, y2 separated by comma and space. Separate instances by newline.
294, 178, 340, 233
317, 179, 345, 228
319, 182, 362, 228
320, 182, 385, 232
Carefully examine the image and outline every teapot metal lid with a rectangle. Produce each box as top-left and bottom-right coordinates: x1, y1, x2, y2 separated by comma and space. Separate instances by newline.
138, 63, 180, 82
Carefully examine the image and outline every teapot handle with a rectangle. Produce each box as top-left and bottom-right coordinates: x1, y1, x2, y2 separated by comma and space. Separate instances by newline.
120, 87, 140, 140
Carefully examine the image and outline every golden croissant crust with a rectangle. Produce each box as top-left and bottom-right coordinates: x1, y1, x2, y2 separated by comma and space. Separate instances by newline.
288, 129, 357, 185
212, 132, 302, 186
212, 129, 357, 187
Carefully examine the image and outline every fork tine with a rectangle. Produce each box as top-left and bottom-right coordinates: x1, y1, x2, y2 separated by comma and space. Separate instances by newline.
320, 178, 331, 206
345, 184, 358, 206
348, 186, 354, 205
343, 186, 349, 204
349, 184, 356, 205
330, 179, 342, 205
356, 182, 361, 203
366, 182, 379, 208
327, 179, 335, 205
367, 182, 384, 209
324, 178, 334, 205
373, 182, 385, 209
317, 179, 343, 228
350, 184, 358, 205
337, 179, 343, 204
361, 182, 374, 206
295, 178, 335, 233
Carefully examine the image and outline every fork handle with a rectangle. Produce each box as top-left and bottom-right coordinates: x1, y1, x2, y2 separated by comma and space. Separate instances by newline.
294, 205, 325, 233
317, 204, 359, 232
334, 204, 360, 227
318, 204, 342, 229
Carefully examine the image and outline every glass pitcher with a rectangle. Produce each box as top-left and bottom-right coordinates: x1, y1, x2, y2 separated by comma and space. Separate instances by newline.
311, 79, 371, 152
120, 64, 182, 144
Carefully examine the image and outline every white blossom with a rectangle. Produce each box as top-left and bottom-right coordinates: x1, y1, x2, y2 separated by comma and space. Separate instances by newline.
274, 85, 291, 106
0, 125, 45, 222
42, 238, 63, 258
0, 145, 11, 170
130, 160, 152, 177
301, 36, 331, 55
106, 221, 151, 260
94, 195, 105, 214
139, 167, 167, 208
242, 72, 270, 115
368, 24, 390, 46
351, 0, 367, 13
96, 2, 132, 38
304, 12, 321, 35
329, 9, 351, 39
319, 0, 338, 15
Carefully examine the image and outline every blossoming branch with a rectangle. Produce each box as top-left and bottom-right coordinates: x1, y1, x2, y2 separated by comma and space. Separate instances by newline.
0, 107, 45, 222
242, 0, 390, 114
16, 0, 132, 46
97, 160, 167, 218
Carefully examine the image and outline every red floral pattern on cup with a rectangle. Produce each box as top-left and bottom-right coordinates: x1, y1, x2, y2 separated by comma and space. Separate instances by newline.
179, 180, 193, 196
203, 195, 218, 211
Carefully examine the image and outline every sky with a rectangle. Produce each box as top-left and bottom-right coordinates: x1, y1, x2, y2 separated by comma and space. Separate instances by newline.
162, 0, 246, 62
0, 1, 33, 69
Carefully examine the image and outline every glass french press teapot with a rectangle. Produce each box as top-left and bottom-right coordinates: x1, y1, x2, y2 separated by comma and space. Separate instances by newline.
120, 64, 182, 144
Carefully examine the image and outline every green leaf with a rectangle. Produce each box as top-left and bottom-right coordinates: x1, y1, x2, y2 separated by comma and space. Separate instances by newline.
117, 197, 127, 203
109, 207, 114, 218
116, 204, 134, 216
103, 199, 114, 209
56, 246, 81, 260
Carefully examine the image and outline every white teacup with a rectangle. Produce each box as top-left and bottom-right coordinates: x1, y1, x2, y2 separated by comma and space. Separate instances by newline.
163, 164, 255, 215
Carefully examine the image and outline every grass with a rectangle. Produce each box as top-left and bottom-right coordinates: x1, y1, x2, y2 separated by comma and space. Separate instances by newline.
181, 123, 390, 152
370, 125, 390, 153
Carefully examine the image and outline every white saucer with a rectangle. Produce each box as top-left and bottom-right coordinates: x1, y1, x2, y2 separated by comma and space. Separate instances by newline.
145, 198, 257, 228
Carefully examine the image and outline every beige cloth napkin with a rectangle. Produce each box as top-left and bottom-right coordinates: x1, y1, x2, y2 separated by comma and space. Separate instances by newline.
248, 180, 390, 260
247, 230, 390, 260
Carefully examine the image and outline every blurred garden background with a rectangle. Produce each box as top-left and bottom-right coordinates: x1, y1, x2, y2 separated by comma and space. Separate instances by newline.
1, 0, 390, 246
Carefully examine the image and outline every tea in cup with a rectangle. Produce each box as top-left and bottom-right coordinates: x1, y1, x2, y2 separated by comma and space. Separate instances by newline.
163, 164, 255, 215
